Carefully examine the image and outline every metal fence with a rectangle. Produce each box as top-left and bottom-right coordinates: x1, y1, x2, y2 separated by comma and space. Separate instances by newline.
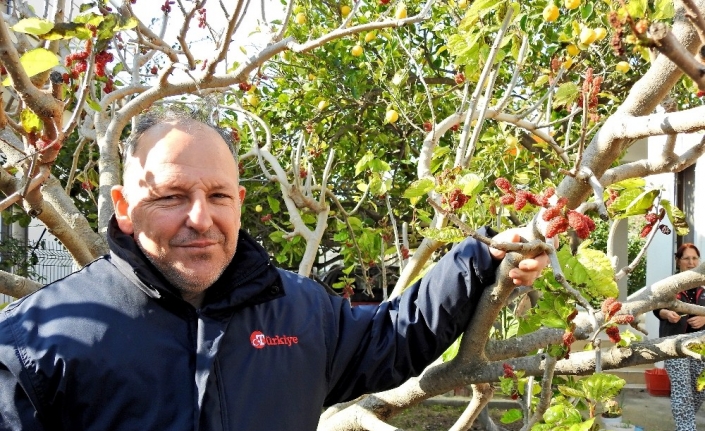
0, 239, 76, 304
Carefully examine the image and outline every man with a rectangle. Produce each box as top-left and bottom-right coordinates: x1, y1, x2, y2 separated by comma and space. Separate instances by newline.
0, 108, 548, 430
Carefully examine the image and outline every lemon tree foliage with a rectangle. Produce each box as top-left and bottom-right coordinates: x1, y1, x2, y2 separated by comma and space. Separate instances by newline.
0, 0, 704, 429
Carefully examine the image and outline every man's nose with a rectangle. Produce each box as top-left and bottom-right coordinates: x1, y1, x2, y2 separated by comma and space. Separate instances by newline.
185, 195, 213, 233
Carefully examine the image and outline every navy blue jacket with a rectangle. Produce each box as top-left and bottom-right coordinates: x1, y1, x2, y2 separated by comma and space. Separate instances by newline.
0, 220, 498, 430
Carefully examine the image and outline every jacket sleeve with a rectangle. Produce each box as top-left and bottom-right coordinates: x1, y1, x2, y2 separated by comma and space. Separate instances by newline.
0, 312, 47, 431
323, 228, 500, 405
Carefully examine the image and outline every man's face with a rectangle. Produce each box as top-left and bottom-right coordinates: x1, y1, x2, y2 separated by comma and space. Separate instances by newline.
111, 121, 246, 305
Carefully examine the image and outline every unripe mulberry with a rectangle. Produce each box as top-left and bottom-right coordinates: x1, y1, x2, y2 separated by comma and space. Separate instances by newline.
605, 326, 621, 343
601, 297, 617, 316
495, 177, 513, 193
611, 314, 634, 324
545, 216, 569, 238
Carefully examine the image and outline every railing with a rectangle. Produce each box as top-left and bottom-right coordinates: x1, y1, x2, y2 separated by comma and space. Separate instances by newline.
0, 239, 76, 304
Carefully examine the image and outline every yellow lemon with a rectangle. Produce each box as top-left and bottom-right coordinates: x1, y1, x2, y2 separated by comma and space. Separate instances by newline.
318, 100, 329, 110
351, 44, 363, 57
395, 3, 407, 19
255, 205, 263, 213
579, 27, 597, 45
616, 61, 630, 73
341, 5, 351, 17
594, 27, 607, 41
246, 94, 259, 106
564, 0, 580, 10
566, 44, 580, 56
295, 12, 306, 25
562, 56, 574, 69
542, 4, 559, 22
385, 109, 399, 124
365, 31, 376, 43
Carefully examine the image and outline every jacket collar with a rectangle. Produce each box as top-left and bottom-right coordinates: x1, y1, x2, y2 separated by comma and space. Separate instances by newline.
106, 216, 283, 312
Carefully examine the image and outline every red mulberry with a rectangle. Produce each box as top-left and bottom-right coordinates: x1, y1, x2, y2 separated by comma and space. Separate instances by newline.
495, 178, 513, 193
562, 330, 576, 346
542, 206, 562, 222
605, 326, 621, 343
640, 224, 653, 238
545, 216, 569, 238
514, 190, 529, 211
500, 194, 515, 205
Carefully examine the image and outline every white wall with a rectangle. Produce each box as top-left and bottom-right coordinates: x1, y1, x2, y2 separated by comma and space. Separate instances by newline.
644, 133, 705, 350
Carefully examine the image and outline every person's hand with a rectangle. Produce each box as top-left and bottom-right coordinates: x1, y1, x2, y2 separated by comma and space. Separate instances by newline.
687, 315, 705, 329
659, 309, 682, 323
489, 228, 552, 286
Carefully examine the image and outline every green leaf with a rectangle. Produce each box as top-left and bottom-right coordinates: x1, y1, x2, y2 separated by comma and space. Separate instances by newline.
459, 173, 483, 196
661, 199, 689, 236
367, 158, 391, 173
419, 227, 466, 243
115, 16, 138, 31
652, 0, 675, 20
622, 189, 659, 217
403, 178, 435, 198
441, 335, 461, 362
697, 369, 705, 391
579, 373, 625, 402
558, 385, 586, 399
11, 18, 54, 35
86, 96, 101, 112
500, 409, 523, 424
553, 82, 579, 108
466, 0, 504, 21
574, 245, 618, 298
2, 48, 59, 86
20, 108, 42, 133
355, 151, 374, 176
267, 196, 281, 214
626, 0, 648, 18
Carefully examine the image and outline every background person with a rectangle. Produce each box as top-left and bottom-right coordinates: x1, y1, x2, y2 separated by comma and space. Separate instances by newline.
654, 243, 705, 431
0, 107, 550, 431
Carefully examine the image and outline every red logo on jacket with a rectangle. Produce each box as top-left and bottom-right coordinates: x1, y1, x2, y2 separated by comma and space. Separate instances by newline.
250, 330, 299, 349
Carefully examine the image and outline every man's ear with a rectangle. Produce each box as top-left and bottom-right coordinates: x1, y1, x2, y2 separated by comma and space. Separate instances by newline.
239, 185, 246, 204
111, 185, 134, 234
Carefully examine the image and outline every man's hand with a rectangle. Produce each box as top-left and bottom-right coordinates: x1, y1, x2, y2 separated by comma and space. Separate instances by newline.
687, 315, 705, 329
489, 229, 552, 286
659, 309, 682, 323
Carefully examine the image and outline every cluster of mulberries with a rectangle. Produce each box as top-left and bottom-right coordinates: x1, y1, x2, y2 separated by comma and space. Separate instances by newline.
94, 50, 114, 78
197, 8, 207, 28
495, 177, 597, 239
576, 68, 603, 122
601, 297, 621, 319
441, 188, 470, 211
161, 0, 175, 13
502, 362, 515, 378
494, 178, 554, 211
608, 11, 625, 56
64, 42, 91, 81
611, 314, 635, 325
640, 211, 670, 238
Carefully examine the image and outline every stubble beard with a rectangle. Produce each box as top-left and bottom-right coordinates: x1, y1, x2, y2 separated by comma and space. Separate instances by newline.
135, 234, 234, 299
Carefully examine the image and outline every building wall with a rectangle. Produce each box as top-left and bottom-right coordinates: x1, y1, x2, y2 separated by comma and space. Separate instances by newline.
644, 133, 705, 344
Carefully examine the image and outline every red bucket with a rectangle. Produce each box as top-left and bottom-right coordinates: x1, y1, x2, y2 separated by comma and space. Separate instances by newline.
644, 368, 671, 396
